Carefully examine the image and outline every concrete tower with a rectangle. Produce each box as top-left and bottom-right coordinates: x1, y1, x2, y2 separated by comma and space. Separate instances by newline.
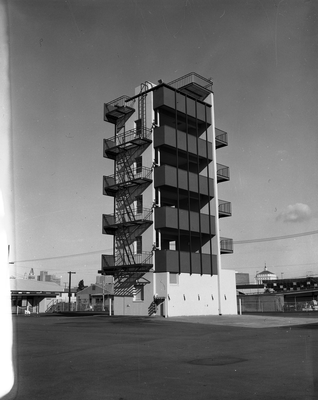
100, 73, 236, 317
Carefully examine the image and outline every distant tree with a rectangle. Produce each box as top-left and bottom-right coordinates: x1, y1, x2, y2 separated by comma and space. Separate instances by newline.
77, 279, 86, 292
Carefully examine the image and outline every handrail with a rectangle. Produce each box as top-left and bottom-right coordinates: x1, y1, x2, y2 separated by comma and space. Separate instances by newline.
168, 72, 213, 92
220, 237, 233, 252
111, 251, 153, 267
217, 163, 230, 179
218, 200, 231, 215
104, 95, 131, 108
215, 128, 228, 144
105, 127, 152, 148
103, 207, 153, 226
104, 167, 152, 184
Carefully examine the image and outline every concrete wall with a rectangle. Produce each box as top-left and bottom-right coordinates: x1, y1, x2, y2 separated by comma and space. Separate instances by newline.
113, 272, 154, 316
156, 269, 237, 317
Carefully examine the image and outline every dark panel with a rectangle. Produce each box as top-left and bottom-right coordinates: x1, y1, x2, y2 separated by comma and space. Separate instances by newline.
154, 166, 214, 198
155, 207, 215, 235
153, 86, 212, 126
155, 250, 218, 275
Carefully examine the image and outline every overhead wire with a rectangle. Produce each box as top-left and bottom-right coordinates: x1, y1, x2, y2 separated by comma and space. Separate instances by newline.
10, 230, 318, 264
233, 229, 318, 244
10, 248, 113, 264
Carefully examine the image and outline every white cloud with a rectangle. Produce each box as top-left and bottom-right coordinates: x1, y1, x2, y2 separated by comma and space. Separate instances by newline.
276, 203, 312, 223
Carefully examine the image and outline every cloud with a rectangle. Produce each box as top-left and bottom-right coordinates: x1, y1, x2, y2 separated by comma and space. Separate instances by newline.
276, 203, 312, 223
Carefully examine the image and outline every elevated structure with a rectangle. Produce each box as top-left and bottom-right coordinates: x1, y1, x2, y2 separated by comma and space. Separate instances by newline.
100, 72, 236, 316
255, 265, 277, 284
10, 279, 64, 313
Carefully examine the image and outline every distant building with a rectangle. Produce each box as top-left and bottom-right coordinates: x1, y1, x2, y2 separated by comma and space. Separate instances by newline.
28, 268, 36, 280
264, 276, 318, 293
37, 270, 61, 286
76, 283, 114, 313
236, 273, 249, 285
10, 279, 64, 313
95, 275, 113, 286
255, 265, 277, 284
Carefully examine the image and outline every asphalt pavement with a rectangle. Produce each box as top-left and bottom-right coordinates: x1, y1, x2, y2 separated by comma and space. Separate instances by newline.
3, 313, 318, 400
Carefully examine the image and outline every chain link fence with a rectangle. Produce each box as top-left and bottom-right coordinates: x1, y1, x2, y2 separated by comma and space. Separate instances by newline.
238, 296, 318, 313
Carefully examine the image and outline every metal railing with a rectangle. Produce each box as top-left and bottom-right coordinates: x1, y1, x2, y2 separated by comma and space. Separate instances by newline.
220, 237, 233, 252
215, 128, 228, 147
113, 251, 153, 267
103, 207, 153, 227
284, 300, 318, 312
238, 298, 318, 313
218, 200, 232, 216
130, 251, 153, 265
104, 167, 152, 187
45, 300, 76, 313
217, 163, 230, 180
168, 72, 213, 92
104, 95, 131, 109
238, 297, 284, 313
104, 127, 152, 150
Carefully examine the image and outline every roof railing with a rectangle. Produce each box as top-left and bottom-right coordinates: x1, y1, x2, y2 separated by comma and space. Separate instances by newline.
167, 72, 213, 92
104, 95, 131, 108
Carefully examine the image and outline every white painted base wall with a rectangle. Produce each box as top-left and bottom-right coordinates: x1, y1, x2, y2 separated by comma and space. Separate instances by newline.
156, 270, 237, 317
112, 270, 237, 317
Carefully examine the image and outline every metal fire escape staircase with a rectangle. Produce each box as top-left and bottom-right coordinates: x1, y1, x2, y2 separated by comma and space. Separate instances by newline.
102, 85, 155, 296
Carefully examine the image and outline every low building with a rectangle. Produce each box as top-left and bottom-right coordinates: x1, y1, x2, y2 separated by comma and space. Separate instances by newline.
10, 278, 64, 313
76, 283, 114, 313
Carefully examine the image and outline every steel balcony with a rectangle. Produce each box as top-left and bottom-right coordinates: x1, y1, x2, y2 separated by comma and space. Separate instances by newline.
215, 128, 228, 149
217, 163, 230, 183
104, 128, 152, 159
103, 167, 152, 196
168, 72, 213, 100
220, 237, 233, 254
218, 200, 232, 218
102, 208, 153, 234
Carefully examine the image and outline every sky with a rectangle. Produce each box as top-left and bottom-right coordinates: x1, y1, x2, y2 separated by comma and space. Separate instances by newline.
2, 0, 318, 286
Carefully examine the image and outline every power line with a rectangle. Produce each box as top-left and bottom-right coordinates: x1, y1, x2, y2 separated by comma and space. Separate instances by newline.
10, 248, 113, 264
10, 229, 318, 264
233, 230, 318, 245
273, 262, 318, 268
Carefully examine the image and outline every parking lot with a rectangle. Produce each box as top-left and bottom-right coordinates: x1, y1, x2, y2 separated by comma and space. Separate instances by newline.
3, 313, 318, 400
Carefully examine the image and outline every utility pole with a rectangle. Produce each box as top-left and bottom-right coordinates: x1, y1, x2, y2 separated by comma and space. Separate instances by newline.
68, 271, 76, 311
102, 278, 105, 312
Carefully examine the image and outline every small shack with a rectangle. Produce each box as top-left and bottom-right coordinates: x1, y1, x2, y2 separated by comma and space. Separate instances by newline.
76, 283, 114, 313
